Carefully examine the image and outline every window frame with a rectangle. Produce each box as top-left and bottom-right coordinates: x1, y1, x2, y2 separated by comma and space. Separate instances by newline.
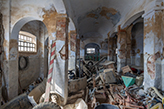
86, 48, 96, 54
18, 31, 37, 53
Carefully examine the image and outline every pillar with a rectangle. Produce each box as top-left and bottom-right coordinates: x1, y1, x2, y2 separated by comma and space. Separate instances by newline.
143, 5, 163, 90
51, 15, 69, 105
76, 35, 80, 61
68, 30, 76, 70
126, 25, 133, 65
0, 13, 3, 105
39, 22, 45, 79
108, 37, 113, 61
117, 30, 127, 72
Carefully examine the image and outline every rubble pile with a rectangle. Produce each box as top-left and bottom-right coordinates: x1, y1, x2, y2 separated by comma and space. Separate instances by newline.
65, 58, 164, 109
1, 58, 164, 109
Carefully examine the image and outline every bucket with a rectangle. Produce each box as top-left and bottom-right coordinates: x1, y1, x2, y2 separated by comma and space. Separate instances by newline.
95, 104, 119, 109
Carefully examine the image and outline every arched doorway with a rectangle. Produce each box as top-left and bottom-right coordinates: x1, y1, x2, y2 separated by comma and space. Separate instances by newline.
84, 43, 100, 61
9, 17, 49, 99
18, 20, 48, 93
131, 22, 144, 69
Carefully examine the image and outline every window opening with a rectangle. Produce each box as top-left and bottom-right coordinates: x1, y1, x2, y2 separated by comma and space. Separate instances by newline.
18, 31, 37, 52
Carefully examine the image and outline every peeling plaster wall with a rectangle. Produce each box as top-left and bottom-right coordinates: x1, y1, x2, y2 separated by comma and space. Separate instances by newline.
117, 31, 127, 72
51, 16, 69, 105
18, 21, 48, 90
68, 31, 76, 70
1, 0, 63, 100
1, 1, 10, 99
108, 37, 117, 61
64, 0, 151, 39
143, 9, 163, 90
80, 36, 108, 60
68, 19, 76, 70
63, 0, 152, 62
131, 22, 144, 67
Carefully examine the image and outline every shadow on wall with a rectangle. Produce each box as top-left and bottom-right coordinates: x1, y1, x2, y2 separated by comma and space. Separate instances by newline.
17, 20, 48, 93
131, 22, 144, 67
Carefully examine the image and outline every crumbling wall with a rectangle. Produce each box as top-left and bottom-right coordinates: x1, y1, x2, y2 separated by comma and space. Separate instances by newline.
68, 30, 76, 70
143, 9, 163, 90
108, 37, 117, 61
18, 21, 48, 90
117, 30, 127, 72
1, 0, 61, 100
51, 16, 69, 105
131, 22, 144, 67
80, 37, 108, 60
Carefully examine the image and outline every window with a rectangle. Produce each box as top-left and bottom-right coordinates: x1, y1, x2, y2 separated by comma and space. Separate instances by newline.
87, 48, 95, 54
85, 43, 100, 61
18, 31, 37, 52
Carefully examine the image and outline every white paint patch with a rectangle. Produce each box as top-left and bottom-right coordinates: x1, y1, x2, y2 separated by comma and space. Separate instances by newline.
144, 31, 155, 54
9, 47, 18, 60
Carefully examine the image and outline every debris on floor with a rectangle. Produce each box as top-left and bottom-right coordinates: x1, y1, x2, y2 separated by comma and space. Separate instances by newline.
1, 59, 164, 109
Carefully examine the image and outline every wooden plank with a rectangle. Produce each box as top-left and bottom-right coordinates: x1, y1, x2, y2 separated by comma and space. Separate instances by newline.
121, 65, 133, 74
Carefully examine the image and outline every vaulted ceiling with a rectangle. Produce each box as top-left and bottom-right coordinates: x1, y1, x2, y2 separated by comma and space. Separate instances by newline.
63, 0, 146, 41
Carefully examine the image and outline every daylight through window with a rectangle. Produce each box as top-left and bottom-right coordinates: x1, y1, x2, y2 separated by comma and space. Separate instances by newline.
18, 31, 37, 52
87, 48, 95, 54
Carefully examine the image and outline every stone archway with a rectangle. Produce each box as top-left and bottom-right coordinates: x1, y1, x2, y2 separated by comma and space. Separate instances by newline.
9, 17, 49, 100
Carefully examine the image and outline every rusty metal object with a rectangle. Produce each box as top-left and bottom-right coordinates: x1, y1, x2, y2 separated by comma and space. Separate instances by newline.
108, 85, 145, 109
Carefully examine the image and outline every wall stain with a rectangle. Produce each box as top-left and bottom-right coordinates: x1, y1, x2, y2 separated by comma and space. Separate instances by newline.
87, 13, 97, 19
144, 12, 162, 39
70, 31, 76, 52
155, 51, 161, 60
147, 55, 155, 79
100, 7, 117, 19
78, 6, 121, 25
9, 39, 18, 51
42, 5, 58, 38
3, 39, 8, 47
9, 39, 18, 60
117, 29, 127, 59
59, 45, 68, 60
56, 17, 69, 41
137, 49, 140, 54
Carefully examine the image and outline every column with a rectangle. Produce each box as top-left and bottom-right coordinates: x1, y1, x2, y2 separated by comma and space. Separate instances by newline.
68, 30, 76, 70
76, 35, 80, 61
143, 7, 163, 90
108, 37, 113, 61
117, 30, 127, 72
51, 15, 69, 105
126, 26, 133, 65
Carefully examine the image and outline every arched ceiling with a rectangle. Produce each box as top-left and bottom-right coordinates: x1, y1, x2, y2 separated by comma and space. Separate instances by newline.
63, 0, 147, 41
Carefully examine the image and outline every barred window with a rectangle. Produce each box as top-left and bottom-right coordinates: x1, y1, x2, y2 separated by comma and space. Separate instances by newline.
87, 48, 95, 54
18, 31, 37, 52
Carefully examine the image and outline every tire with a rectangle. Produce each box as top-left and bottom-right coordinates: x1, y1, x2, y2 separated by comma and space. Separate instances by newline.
33, 102, 61, 109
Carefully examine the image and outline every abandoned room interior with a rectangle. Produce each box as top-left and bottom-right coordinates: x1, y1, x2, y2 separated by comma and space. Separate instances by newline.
1, 0, 164, 109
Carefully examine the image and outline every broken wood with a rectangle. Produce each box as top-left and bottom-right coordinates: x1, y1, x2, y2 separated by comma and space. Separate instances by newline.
121, 65, 133, 74
85, 87, 89, 103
